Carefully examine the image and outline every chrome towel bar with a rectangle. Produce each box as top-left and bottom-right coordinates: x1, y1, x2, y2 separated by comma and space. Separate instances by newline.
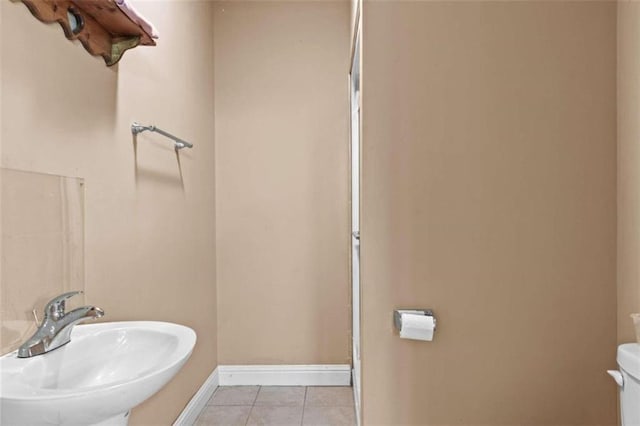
131, 122, 193, 150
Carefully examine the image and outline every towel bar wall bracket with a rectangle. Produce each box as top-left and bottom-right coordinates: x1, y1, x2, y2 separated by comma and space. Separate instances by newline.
131, 122, 193, 150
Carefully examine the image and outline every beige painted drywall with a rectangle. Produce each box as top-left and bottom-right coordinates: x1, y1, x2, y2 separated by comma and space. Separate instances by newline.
618, 0, 640, 345
214, 1, 351, 365
0, 1, 217, 424
360, 1, 617, 424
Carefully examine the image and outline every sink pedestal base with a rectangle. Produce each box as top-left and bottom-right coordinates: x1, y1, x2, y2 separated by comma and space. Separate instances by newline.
92, 411, 130, 426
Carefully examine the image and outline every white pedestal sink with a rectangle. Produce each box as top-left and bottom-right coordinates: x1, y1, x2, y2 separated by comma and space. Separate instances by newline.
0, 321, 196, 426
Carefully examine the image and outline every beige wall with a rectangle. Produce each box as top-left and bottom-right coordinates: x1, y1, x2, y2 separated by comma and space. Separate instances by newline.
214, 1, 351, 365
0, 1, 217, 424
361, 1, 617, 424
617, 0, 640, 345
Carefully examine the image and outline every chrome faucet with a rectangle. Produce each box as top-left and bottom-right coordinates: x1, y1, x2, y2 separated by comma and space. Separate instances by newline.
17, 291, 104, 358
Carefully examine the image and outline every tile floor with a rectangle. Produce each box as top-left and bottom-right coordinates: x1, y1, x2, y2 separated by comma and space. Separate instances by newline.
195, 386, 356, 426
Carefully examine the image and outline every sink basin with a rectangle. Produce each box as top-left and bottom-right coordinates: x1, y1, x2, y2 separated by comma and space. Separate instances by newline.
0, 321, 196, 426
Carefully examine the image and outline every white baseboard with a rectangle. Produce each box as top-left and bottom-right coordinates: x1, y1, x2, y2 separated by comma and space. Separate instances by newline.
173, 367, 219, 426
218, 364, 352, 386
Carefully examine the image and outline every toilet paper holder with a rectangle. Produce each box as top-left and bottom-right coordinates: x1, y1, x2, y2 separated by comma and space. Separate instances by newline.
394, 309, 436, 332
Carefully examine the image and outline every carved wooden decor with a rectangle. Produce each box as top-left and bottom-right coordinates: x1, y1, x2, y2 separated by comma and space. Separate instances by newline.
21, 0, 156, 66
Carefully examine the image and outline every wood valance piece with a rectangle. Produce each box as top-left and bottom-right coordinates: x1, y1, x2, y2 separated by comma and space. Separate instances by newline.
21, 0, 156, 66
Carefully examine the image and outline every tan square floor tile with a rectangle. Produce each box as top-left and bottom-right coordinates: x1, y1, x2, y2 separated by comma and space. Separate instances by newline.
304, 387, 354, 407
246, 405, 304, 425
209, 386, 260, 406
254, 386, 306, 406
195, 405, 252, 426
302, 406, 356, 426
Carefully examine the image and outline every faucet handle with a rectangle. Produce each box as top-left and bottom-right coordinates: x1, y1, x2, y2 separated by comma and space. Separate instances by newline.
44, 291, 83, 320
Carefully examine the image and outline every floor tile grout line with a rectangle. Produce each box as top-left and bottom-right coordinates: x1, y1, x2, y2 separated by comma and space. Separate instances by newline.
301, 386, 308, 426
253, 386, 261, 405
244, 386, 261, 426
244, 405, 253, 426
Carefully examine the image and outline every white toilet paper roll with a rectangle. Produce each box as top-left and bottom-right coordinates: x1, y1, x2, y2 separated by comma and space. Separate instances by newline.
400, 313, 435, 341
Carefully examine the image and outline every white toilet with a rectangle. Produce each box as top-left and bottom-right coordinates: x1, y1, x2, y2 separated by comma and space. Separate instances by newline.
609, 343, 640, 426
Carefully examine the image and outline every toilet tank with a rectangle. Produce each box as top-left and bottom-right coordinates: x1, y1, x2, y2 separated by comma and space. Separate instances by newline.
614, 344, 640, 426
